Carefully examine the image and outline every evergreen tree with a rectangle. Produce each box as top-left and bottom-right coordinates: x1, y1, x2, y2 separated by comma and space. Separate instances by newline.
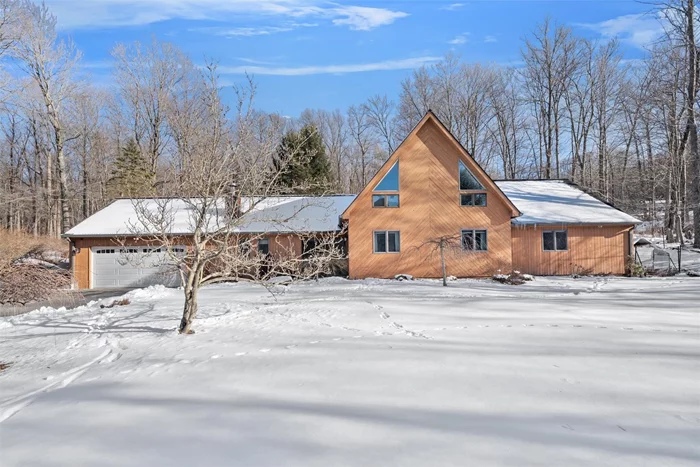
274, 125, 331, 194
107, 139, 155, 199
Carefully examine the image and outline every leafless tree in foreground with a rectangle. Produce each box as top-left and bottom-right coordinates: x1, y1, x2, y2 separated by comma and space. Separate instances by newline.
413, 234, 464, 287
125, 72, 345, 334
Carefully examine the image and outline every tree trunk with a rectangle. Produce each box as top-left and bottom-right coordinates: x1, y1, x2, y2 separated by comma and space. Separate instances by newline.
179, 283, 199, 334
686, 0, 700, 247
440, 241, 447, 287
54, 125, 72, 234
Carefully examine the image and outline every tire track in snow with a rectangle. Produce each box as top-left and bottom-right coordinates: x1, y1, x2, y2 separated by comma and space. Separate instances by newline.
0, 347, 114, 423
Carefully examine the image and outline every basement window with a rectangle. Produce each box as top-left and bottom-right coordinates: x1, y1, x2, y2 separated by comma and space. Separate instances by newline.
462, 229, 488, 251
374, 231, 400, 253
543, 230, 568, 251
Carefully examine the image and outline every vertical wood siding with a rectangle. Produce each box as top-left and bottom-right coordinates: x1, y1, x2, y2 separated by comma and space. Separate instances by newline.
344, 118, 514, 279
511, 224, 634, 275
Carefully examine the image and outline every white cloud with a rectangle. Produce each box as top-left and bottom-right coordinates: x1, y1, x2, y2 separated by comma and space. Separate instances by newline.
448, 33, 469, 45
218, 56, 441, 76
442, 3, 464, 11
577, 13, 664, 49
42, 0, 408, 31
331, 6, 408, 31
484, 35, 498, 43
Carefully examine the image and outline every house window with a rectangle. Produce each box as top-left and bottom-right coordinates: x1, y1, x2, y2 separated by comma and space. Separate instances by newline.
462, 229, 488, 251
302, 237, 317, 259
459, 160, 484, 190
258, 238, 270, 255
543, 230, 568, 251
374, 161, 399, 192
373, 194, 400, 208
373, 231, 400, 253
460, 193, 487, 207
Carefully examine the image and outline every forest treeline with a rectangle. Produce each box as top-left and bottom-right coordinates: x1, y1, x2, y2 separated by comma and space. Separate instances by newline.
0, 0, 698, 245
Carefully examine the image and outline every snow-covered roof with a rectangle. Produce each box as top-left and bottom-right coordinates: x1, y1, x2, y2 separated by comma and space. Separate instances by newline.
64, 196, 357, 237
496, 180, 641, 225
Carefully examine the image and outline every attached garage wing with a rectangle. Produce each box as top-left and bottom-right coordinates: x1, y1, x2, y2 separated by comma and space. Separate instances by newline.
91, 247, 184, 289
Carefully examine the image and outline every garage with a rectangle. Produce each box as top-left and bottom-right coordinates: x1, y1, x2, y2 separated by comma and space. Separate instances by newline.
91, 246, 184, 289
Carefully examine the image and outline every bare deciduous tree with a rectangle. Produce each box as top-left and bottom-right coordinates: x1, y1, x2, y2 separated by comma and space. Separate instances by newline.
12, 0, 80, 233
126, 70, 346, 334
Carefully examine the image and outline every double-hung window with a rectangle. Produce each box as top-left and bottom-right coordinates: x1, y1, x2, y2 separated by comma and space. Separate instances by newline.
372, 161, 400, 208
374, 231, 400, 253
543, 230, 568, 251
462, 229, 488, 251
459, 160, 487, 206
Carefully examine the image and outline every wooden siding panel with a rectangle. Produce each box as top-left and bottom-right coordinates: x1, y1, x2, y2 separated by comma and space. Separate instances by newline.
72, 234, 305, 289
345, 119, 513, 279
511, 225, 634, 275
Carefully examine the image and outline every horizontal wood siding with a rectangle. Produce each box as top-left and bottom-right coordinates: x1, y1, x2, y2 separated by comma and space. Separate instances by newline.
72, 234, 305, 289
345, 118, 513, 279
511, 224, 634, 275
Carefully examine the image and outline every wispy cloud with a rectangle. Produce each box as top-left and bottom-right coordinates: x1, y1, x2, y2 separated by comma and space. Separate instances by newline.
484, 35, 498, 43
43, 0, 408, 32
441, 3, 464, 11
195, 23, 317, 37
577, 13, 664, 49
448, 33, 469, 45
218, 56, 441, 76
331, 6, 408, 31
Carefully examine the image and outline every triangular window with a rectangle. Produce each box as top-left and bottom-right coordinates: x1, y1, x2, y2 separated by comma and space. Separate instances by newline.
374, 161, 399, 192
459, 160, 484, 190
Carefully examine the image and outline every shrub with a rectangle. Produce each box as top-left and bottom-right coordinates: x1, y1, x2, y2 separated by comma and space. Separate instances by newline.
493, 270, 532, 285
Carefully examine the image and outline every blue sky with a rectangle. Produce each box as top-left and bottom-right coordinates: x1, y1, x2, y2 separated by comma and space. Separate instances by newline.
45, 0, 663, 116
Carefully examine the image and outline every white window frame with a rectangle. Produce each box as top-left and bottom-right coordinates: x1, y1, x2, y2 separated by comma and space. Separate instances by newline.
543, 230, 568, 252
373, 230, 401, 254
461, 229, 488, 252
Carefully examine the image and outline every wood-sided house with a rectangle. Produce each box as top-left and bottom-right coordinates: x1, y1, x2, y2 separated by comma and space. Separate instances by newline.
63, 111, 639, 289
341, 111, 640, 279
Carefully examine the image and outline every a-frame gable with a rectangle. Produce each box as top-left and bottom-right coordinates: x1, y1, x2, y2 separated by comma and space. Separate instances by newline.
342, 111, 521, 219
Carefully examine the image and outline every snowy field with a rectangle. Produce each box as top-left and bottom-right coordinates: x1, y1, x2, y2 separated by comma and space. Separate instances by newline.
1, 277, 698, 466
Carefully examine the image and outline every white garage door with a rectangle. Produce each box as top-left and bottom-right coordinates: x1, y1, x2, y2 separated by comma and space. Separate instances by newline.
91, 246, 184, 289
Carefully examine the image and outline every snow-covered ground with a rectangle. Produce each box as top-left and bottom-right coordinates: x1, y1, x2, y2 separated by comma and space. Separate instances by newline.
1, 277, 698, 466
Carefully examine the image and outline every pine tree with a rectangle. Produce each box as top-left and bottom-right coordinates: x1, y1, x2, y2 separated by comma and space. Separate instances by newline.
107, 139, 155, 199
274, 125, 331, 194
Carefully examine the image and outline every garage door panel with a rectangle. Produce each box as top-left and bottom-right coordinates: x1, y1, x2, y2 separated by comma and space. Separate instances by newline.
91, 247, 183, 289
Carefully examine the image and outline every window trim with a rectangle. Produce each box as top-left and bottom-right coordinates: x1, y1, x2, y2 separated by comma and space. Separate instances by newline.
461, 229, 489, 252
460, 192, 488, 207
372, 194, 400, 208
373, 230, 401, 254
542, 229, 568, 252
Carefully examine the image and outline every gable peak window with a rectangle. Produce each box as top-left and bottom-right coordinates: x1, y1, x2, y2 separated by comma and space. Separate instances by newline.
543, 230, 568, 251
373, 161, 400, 208
459, 160, 487, 206
459, 160, 484, 191
374, 161, 399, 192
